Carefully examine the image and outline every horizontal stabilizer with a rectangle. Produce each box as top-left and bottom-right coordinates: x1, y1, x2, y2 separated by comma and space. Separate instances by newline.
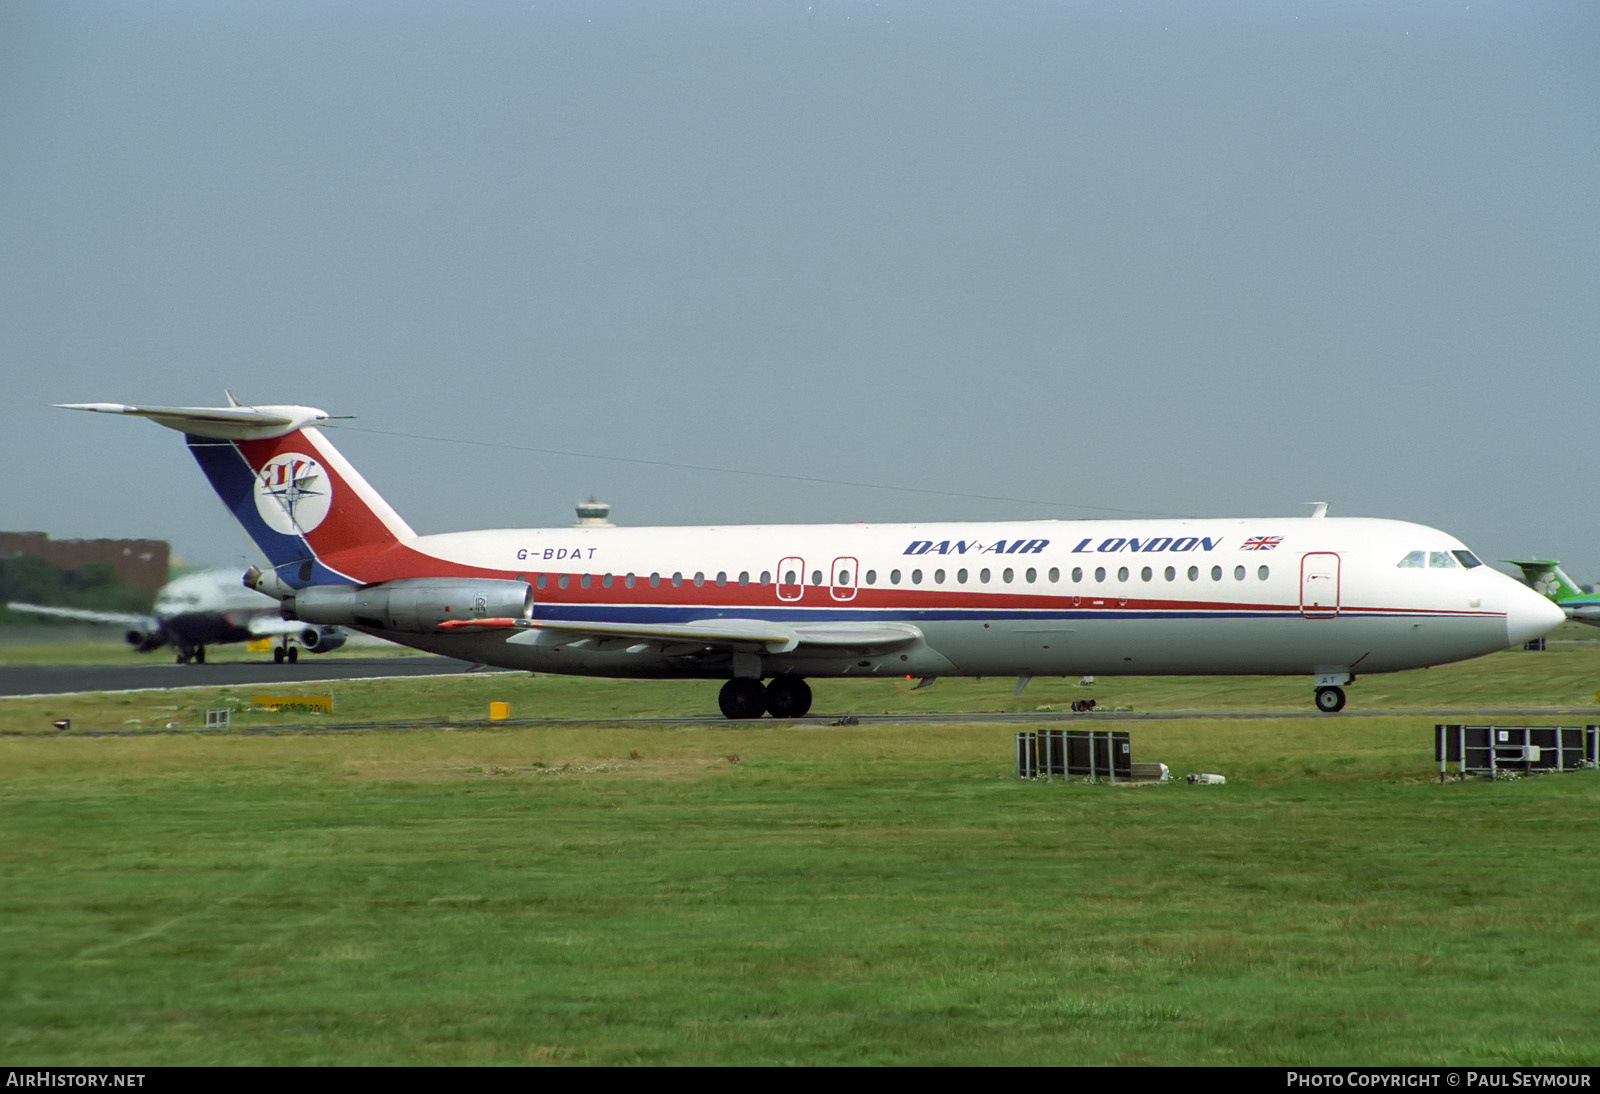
56, 397, 331, 440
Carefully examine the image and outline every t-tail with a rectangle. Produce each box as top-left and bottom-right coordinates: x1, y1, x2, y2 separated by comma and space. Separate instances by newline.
56, 394, 413, 589
1505, 559, 1600, 625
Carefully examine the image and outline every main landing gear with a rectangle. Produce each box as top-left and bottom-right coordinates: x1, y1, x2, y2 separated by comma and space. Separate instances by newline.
176, 645, 206, 664
272, 642, 299, 664
718, 676, 813, 720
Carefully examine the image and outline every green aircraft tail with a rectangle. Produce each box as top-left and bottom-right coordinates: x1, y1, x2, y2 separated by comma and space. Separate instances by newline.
1505, 560, 1586, 603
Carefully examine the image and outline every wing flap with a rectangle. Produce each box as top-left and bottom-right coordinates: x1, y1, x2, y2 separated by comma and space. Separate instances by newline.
508, 617, 802, 653
489, 617, 925, 656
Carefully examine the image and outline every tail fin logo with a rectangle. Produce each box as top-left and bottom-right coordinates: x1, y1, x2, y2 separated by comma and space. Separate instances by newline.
254, 452, 332, 535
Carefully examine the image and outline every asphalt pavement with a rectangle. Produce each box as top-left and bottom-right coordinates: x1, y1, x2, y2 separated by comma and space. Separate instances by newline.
0, 656, 515, 697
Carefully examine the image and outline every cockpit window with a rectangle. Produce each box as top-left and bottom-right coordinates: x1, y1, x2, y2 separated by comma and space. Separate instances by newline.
1400, 549, 1481, 570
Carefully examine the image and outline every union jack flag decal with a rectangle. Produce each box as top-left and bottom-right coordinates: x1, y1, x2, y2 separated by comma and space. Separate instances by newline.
1241, 536, 1283, 551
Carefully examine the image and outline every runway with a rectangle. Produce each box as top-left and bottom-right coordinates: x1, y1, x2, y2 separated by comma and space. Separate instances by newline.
3, 658, 1594, 727
0, 656, 516, 698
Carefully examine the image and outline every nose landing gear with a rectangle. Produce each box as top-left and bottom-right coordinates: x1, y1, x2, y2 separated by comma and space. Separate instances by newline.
1312, 670, 1353, 713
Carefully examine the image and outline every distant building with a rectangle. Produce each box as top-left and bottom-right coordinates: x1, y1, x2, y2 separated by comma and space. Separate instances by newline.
572, 497, 615, 527
0, 532, 170, 592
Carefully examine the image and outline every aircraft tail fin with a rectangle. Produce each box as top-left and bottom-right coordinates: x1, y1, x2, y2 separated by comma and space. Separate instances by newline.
61, 397, 414, 588
1505, 559, 1586, 603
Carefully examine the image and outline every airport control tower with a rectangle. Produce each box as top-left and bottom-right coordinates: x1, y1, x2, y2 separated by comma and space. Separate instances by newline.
572, 496, 614, 527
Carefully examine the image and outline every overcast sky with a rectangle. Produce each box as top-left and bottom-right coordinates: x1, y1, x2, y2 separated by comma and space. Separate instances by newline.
5, 1, 1597, 580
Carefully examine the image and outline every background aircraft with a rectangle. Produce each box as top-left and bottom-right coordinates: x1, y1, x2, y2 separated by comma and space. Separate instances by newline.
8, 567, 347, 663
60, 396, 1564, 714
1504, 560, 1600, 626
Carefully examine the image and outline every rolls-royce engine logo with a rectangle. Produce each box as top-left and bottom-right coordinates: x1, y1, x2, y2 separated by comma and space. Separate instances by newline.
254, 453, 331, 535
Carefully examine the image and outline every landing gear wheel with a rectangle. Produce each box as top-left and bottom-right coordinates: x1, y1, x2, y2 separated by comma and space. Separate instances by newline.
765, 676, 812, 719
274, 647, 285, 664
176, 651, 189, 665
194, 646, 205, 664
1315, 686, 1346, 713
719, 678, 768, 720
287, 646, 298, 664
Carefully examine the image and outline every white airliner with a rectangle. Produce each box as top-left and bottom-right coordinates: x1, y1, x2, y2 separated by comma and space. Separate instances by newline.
9, 567, 348, 664
58, 396, 1563, 715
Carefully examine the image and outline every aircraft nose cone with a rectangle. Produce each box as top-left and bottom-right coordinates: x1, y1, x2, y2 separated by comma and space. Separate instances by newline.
1506, 586, 1567, 647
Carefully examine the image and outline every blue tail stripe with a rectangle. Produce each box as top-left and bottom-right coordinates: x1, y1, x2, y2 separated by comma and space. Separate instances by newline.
185, 435, 351, 588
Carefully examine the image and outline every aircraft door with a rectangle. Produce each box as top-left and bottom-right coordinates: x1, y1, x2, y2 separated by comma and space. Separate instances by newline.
777, 557, 805, 602
831, 557, 858, 602
1300, 552, 1341, 618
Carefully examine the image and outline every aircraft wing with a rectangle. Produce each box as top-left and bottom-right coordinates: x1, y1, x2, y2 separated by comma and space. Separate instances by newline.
245, 615, 314, 638
6, 602, 153, 628
446, 616, 924, 655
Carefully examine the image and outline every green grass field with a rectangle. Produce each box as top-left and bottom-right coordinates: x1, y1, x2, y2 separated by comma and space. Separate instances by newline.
3, 633, 1599, 1064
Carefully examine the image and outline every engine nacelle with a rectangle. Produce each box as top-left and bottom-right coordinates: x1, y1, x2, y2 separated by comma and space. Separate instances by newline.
283, 578, 534, 634
124, 625, 166, 653
298, 625, 348, 654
